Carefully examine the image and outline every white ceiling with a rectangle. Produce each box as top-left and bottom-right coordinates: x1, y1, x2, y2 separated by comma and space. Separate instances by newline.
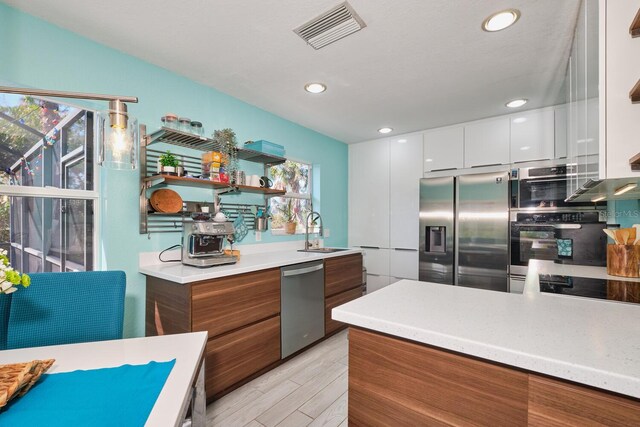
3, 0, 580, 143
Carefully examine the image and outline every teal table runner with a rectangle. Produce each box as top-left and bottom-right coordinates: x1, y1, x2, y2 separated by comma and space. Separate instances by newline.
0, 359, 176, 426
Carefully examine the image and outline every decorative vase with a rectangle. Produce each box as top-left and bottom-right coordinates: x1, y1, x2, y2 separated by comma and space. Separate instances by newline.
284, 222, 297, 234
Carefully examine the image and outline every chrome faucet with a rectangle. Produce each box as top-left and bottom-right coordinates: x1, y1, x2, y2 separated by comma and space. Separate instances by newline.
305, 211, 323, 250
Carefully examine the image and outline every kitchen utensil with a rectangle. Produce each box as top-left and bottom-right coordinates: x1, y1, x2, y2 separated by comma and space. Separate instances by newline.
233, 214, 249, 242
626, 227, 637, 244
603, 229, 618, 243
256, 217, 268, 231
150, 189, 183, 213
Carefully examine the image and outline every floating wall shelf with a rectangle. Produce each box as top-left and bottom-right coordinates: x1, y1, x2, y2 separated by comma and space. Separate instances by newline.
630, 8, 640, 37
631, 79, 640, 103
140, 125, 288, 234
629, 152, 640, 171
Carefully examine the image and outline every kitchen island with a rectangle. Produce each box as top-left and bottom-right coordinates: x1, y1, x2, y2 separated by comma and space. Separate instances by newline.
333, 260, 640, 425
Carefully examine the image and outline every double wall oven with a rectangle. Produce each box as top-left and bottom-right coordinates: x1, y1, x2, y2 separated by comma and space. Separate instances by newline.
508, 165, 608, 293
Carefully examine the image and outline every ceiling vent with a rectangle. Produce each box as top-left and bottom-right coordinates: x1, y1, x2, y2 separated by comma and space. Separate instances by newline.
294, 2, 366, 50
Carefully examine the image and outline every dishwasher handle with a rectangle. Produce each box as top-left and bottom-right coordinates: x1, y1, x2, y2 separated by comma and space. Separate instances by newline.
282, 263, 324, 277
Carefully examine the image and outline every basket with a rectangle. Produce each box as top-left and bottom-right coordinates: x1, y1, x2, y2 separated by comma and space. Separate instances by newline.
0, 359, 55, 408
244, 140, 285, 157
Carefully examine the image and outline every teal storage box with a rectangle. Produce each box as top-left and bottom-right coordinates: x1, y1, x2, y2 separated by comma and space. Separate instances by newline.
244, 140, 285, 157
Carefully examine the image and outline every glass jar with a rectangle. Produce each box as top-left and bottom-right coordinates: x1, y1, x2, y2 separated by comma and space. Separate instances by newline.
163, 113, 178, 129
190, 121, 204, 137
178, 117, 191, 133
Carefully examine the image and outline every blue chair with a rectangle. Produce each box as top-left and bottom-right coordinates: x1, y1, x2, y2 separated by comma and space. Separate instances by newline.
4, 271, 126, 350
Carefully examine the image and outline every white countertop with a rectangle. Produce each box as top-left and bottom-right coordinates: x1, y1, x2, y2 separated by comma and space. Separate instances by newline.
140, 247, 362, 284
333, 260, 640, 398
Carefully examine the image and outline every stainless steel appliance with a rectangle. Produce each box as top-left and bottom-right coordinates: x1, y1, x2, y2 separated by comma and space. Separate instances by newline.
510, 211, 607, 276
419, 172, 510, 292
281, 261, 325, 358
512, 165, 599, 209
181, 219, 237, 268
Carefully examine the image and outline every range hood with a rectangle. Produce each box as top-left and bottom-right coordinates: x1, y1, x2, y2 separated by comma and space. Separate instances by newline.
566, 153, 640, 203
566, 177, 640, 202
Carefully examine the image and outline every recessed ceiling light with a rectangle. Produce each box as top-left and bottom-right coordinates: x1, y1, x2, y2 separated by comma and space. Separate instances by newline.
398, 139, 407, 143
520, 146, 531, 151
425, 158, 433, 162
304, 83, 326, 93
591, 195, 606, 202
614, 183, 638, 196
512, 117, 527, 124
378, 127, 393, 134
482, 9, 520, 32
506, 99, 528, 108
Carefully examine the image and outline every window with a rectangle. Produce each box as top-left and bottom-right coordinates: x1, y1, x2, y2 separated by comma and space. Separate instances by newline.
268, 160, 312, 233
0, 94, 97, 273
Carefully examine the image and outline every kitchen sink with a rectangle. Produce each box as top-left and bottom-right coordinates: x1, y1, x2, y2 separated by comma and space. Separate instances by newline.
297, 248, 349, 253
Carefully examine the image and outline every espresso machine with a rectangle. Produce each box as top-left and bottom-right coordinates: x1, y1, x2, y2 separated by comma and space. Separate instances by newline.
181, 217, 237, 268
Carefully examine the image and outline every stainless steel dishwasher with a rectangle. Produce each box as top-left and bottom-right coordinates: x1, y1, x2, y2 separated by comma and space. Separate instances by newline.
281, 260, 325, 358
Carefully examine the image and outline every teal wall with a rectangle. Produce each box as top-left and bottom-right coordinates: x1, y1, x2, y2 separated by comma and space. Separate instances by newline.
608, 200, 640, 229
0, 3, 348, 337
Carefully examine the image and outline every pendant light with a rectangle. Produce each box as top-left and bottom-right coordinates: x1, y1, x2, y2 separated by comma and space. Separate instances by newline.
0, 86, 139, 170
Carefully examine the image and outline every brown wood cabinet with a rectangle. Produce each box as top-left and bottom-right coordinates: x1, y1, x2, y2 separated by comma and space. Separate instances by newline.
146, 267, 282, 401
205, 316, 280, 396
192, 268, 280, 338
348, 327, 640, 426
146, 253, 363, 401
324, 254, 363, 335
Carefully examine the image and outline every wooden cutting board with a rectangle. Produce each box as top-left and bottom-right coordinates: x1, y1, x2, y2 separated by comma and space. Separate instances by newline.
150, 189, 183, 213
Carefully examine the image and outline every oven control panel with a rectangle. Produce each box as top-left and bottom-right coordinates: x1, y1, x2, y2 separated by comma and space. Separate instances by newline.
516, 211, 601, 223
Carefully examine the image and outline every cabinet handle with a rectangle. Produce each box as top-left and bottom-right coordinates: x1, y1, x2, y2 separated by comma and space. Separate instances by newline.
360, 246, 380, 249
393, 248, 417, 252
282, 264, 324, 277
429, 167, 457, 172
367, 273, 381, 277
471, 163, 503, 168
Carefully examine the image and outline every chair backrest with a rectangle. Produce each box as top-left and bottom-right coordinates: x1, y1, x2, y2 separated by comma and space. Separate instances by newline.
5, 271, 126, 349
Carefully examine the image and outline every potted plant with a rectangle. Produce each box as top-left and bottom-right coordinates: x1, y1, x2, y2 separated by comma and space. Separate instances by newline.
213, 128, 238, 178
158, 151, 179, 175
280, 199, 297, 234
0, 248, 30, 295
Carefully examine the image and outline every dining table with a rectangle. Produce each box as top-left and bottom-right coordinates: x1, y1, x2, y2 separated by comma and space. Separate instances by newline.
0, 331, 208, 426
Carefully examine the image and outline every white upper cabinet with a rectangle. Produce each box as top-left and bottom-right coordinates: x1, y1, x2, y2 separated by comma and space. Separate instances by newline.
510, 109, 555, 163
348, 139, 390, 248
464, 117, 510, 168
423, 126, 464, 172
554, 104, 568, 159
389, 134, 422, 250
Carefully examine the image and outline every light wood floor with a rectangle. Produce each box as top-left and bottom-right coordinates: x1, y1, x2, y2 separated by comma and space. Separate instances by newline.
206, 329, 349, 427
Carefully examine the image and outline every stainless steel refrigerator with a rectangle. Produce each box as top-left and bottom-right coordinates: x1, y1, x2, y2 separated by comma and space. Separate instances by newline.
419, 172, 510, 292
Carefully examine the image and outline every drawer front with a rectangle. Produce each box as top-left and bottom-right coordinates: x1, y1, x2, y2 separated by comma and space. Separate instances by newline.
389, 249, 418, 280
325, 254, 363, 297
361, 247, 390, 276
205, 315, 281, 398
192, 268, 280, 338
325, 287, 363, 335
